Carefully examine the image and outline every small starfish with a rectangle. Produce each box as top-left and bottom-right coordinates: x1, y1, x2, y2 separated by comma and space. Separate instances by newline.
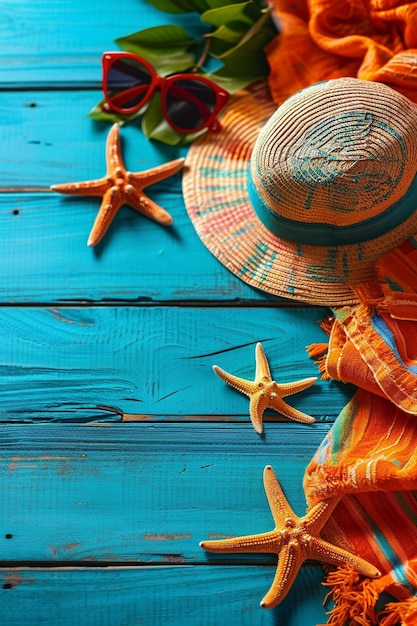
51, 123, 185, 246
213, 342, 317, 433
200, 465, 381, 609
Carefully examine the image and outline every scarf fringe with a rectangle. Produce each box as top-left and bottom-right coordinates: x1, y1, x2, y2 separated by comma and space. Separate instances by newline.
323, 564, 379, 625
322, 566, 417, 625
306, 315, 334, 379
306, 342, 329, 378
378, 597, 417, 625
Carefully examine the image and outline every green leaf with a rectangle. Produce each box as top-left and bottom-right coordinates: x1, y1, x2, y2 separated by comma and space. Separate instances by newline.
205, 24, 247, 50
207, 9, 275, 58
146, 0, 211, 13
116, 24, 197, 49
206, 12, 276, 89
116, 25, 197, 55
206, 0, 246, 8
116, 25, 199, 74
230, 8, 276, 50
87, 101, 141, 124
146, 0, 189, 14
212, 51, 269, 82
201, 1, 259, 28
203, 71, 254, 92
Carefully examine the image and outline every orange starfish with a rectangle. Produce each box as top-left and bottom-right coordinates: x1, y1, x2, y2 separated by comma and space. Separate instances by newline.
213, 342, 317, 433
51, 123, 185, 246
200, 465, 381, 609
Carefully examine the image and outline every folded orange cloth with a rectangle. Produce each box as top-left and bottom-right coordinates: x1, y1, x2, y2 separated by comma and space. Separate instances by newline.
304, 389, 417, 624
305, 239, 417, 621
266, 0, 417, 105
309, 237, 417, 413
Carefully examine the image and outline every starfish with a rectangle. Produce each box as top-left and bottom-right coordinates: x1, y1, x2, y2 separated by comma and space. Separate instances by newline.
51, 123, 185, 246
200, 465, 381, 609
213, 342, 317, 433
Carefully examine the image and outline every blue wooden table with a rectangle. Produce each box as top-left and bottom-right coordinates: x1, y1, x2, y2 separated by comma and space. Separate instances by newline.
0, 1, 354, 623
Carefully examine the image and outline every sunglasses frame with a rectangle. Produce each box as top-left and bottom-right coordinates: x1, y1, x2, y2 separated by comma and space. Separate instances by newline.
101, 52, 230, 134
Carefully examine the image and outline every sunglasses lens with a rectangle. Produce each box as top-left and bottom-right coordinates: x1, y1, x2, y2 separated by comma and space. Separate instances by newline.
106, 57, 152, 111
165, 79, 217, 131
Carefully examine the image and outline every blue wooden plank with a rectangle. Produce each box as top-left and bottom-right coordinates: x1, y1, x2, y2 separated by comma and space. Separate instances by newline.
0, 92, 187, 188
0, 2, 350, 625
0, 565, 329, 626
0, 423, 328, 562
0, 89, 282, 304
0, 190, 275, 304
0, 0, 203, 87
0, 306, 352, 422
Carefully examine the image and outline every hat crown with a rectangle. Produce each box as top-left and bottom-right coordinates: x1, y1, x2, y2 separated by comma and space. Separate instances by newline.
251, 78, 417, 245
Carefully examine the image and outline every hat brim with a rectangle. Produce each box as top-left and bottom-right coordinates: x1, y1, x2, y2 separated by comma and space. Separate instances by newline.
182, 81, 417, 306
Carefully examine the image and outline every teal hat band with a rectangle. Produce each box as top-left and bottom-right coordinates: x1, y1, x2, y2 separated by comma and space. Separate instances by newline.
248, 169, 417, 247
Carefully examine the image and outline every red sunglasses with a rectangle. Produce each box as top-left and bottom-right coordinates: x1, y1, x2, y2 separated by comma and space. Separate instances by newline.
101, 52, 230, 134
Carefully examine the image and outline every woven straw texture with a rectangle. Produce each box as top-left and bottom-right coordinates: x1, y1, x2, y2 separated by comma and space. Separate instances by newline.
183, 78, 417, 306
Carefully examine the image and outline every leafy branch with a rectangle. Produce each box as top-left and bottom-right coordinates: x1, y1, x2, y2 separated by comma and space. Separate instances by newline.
89, 0, 277, 145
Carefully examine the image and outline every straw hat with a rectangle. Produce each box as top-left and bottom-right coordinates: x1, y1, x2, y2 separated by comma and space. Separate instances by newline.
183, 78, 417, 306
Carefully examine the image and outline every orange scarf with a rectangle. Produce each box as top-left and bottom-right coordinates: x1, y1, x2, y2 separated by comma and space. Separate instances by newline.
266, 0, 417, 105
264, 4, 417, 621
309, 237, 417, 412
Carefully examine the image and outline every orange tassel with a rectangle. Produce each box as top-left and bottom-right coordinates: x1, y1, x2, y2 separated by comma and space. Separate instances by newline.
320, 315, 335, 336
378, 597, 417, 625
323, 564, 379, 625
306, 343, 329, 378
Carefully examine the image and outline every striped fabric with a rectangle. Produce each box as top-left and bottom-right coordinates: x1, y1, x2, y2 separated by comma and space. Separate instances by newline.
305, 390, 417, 623
310, 238, 417, 413
305, 239, 417, 622
262, 0, 417, 621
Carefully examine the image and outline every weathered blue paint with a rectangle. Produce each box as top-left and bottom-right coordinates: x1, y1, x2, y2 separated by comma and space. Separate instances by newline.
0, 422, 328, 561
0, 306, 352, 421
0, 0, 347, 623
0, 565, 328, 625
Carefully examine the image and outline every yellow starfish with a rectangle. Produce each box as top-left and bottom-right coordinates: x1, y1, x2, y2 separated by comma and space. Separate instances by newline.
213, 342, 317, 433
200, 465, 381, 609
51, 123, 185, 246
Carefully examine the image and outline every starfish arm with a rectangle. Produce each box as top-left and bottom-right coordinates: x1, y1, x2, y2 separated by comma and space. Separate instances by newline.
249, 392, 269, 434
87, 188, 122, 247
124, 187, 173, 225
255, 342, 272, 381
51, 178, 109, 197
200, 529, 283, 555
309, 537, 381, 578
304, 497, 340, 536
128, 157, 185, 187
278, 377, 317, 398
263, 466, 296, 526
267, 396, 316, 424
105, 124, 126, 176
260, 544, 303, 609
212, 365, 256, 397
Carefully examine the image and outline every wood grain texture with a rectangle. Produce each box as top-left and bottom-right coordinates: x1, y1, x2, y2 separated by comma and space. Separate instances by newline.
0, 0, 350, 624
0, 190, 279, 304
0, 89, 279, 304
0, 306, 352, 422
0, 565, 329, 625
0, 423, 329, 562
0, 0, 202, 87
0, 92, 186, 187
